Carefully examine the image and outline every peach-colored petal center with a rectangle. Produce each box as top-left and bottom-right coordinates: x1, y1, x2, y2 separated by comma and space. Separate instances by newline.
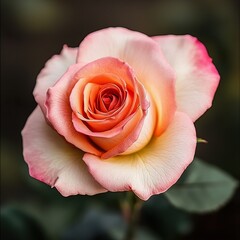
46, 57, 153, 158
69, 61, 144, 137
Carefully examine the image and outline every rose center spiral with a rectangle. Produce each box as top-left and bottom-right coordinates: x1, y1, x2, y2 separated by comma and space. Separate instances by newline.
97, 87, 122, 112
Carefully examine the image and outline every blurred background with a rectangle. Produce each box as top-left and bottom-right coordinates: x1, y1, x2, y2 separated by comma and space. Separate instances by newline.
1, 0, 239, 239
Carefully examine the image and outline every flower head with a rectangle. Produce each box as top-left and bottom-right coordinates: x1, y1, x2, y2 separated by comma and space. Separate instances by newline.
22, 28, 219, 200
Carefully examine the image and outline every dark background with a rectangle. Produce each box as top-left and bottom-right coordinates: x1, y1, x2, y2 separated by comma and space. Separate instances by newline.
1, 0, 239, 239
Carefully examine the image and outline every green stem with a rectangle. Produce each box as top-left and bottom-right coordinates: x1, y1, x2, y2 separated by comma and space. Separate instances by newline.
121, 192, 143, 240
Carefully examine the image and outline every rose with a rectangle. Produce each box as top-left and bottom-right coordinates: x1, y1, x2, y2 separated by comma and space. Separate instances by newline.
22, 27, 219, 200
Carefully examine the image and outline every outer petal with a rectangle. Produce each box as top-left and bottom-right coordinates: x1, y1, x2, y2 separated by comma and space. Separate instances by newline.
33, 45, 78, 114
153, 35, 220, 121
83, 112, 196, 200
22, 107, 106, 196
45, 64, 102, 155
77, 27, 176, 135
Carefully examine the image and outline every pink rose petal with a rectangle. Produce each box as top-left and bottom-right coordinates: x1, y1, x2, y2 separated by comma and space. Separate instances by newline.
153, 35, 220, 121
45, 64, 102, 155
22, 107, 106, 196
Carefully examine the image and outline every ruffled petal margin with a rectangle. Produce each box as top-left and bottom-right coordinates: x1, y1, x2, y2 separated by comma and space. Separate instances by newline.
22, 107, 106, 196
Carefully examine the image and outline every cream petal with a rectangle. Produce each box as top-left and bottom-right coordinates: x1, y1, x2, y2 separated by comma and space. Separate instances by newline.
22, 107, 106, 196
34, 45, 78, 114
83, 112, 196, 200
153, 35, 220, 121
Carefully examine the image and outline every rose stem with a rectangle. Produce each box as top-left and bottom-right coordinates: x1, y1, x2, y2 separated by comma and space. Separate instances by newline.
121, 191, 143, 240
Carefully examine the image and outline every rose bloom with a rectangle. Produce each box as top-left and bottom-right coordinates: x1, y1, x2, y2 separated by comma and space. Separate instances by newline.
22, 28, 219, 200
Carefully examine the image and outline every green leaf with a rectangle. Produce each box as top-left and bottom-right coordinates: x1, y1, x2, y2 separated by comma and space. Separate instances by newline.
197, 138, 208, 144
164, 158, 238, 213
